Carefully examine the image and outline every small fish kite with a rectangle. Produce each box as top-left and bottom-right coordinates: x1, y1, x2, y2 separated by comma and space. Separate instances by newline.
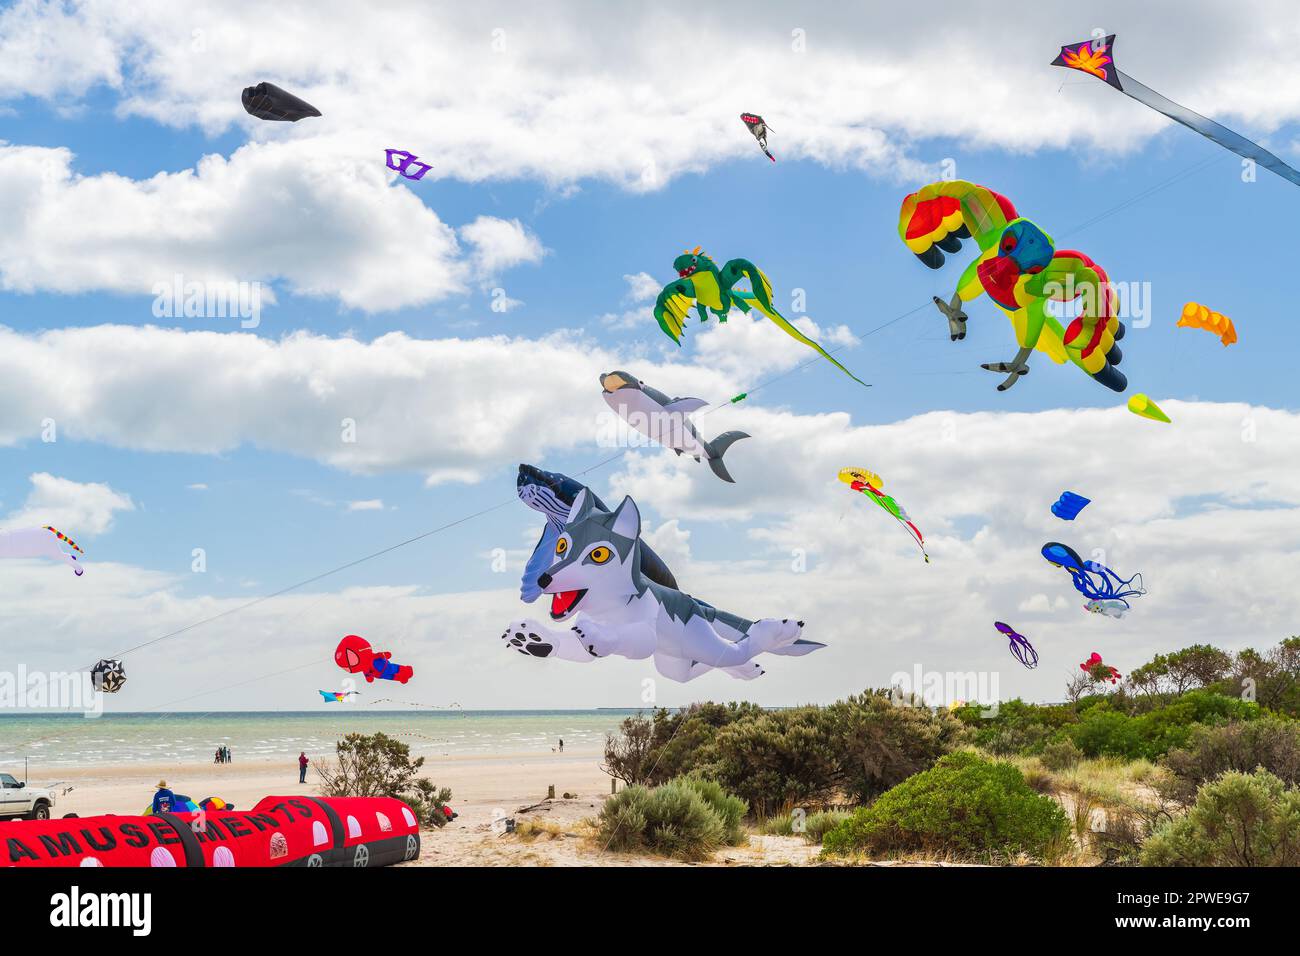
385, 149, 432, 181
994, 621, 1038, 669
1051, 491, 1091, 521
1080, 651, 1121, 685
1178, 302, 1236, 346
1052, 35, 1300, 189
1042, 542, 1146, 611
318, 690, 357, 702
600, 370, 749, 482
653, 248, 869, 387
839, 467, 929, 563
1127, 393, 1171, 423
1084, 599, 1128, 619
241, 82, 321, 122
740, 113, 775, 162
334, 634, 413, 684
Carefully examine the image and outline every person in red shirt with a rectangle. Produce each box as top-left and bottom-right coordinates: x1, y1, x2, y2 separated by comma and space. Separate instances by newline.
298, 751, 309, 784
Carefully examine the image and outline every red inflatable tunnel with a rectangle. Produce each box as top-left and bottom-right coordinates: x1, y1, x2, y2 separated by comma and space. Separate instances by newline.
1, 796, 421, 867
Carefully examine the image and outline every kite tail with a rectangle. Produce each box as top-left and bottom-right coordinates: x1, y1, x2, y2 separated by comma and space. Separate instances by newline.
43, 526, 83, 553
704, 431, 750, 483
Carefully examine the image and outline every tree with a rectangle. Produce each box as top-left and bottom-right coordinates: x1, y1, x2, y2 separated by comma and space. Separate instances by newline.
316, 732, 452, 826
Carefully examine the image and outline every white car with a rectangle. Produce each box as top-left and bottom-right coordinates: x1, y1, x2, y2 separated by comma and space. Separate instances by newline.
0, 772, 56, 820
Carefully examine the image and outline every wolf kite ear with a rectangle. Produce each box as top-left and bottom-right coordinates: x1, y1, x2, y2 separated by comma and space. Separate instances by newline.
566, 488, 590, 524
610, 496, 641, 541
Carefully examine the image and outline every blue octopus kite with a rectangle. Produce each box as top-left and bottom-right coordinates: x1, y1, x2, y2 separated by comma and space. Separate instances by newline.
1042, 542, 1146, 611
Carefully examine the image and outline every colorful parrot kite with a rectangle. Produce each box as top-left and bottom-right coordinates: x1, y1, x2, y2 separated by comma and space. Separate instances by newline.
1052, 35, 1300, 189
839, 467, 928, 562
1178, 302, 1236, 346
1080, 651, 1122, 685
1051, 491, 1091, 521
1127, 393, 1171, 423
334, 634, 414, 684
652, 248, 869, 388
899, 181, 1127, 392
994, 622, 1038, 669
1042, 542, 1146, 611
740, 113, 775, 162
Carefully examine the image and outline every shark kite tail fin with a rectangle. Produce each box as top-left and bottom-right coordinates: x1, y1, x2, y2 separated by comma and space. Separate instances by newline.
704, 431, 750, 483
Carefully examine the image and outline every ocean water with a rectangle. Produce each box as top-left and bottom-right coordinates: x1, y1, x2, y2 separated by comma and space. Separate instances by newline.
0, 710, 640, 770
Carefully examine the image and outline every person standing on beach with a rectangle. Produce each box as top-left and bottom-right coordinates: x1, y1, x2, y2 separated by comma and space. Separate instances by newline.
298, 751, 309, 784
558, 738, 564, 753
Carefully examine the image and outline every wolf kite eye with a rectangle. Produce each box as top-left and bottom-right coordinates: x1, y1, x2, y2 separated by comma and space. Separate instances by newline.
587, 546, 612, 564
555, 538, 568, 556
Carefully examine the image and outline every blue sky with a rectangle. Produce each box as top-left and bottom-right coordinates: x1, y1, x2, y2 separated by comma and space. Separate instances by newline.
1, 0, 1298, 711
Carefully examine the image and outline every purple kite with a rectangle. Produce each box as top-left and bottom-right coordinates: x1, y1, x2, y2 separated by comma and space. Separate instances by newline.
995, 621, 1038, 669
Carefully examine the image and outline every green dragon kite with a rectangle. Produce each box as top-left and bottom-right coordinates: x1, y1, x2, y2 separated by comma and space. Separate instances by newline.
651, 248, 869, 388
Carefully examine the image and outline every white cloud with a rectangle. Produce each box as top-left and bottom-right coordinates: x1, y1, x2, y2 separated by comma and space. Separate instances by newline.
1, 472, 134, 535
5, 0, 1300, 193
0, 323, 759, 484
0, 142, 538, 312
460, 216, 545, 282
347, 499, 384, 511
622, 272, 660, 303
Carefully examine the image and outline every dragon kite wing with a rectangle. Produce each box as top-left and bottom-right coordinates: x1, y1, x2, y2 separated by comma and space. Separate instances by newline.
1052, 34, 1300, 189
722, 258, 871, 388
652, 280, 697, 344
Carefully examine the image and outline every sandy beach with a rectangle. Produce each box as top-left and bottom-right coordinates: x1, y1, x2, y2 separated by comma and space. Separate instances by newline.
37, 747, 822, 866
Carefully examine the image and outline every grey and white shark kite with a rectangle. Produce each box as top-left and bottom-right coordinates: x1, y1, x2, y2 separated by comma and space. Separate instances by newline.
599, 370, 749, 482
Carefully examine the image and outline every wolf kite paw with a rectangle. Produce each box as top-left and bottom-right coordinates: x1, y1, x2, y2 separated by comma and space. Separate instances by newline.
571, 625, 601, 658
502, 622, 554, 658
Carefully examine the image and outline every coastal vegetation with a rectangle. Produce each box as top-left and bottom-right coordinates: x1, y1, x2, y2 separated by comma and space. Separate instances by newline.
601, 636, 1300, 865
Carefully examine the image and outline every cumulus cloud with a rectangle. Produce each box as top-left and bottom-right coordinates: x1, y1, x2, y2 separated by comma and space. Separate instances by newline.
5, 0, 1299, 190
0, 142, 544, 312
1, 472, 134, 534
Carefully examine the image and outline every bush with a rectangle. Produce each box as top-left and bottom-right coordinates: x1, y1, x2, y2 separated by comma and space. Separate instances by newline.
596, 780, 726, 860
677, 777, 747, 846
696, 707, 842, 816
1142, 770, 1300, 866
603, 693, 963, 817
1068, 693, 1258, 762
802, 811, 850, 844
1162, 718, 1300, 804
1041, 737, 1083, 771
821, 752, 1069, 862
317, 732, 451, 826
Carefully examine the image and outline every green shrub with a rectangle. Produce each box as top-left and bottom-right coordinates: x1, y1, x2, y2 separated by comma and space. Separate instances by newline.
1162, 718, 1300, 804
821, 752, 1069, 861
1041, 737, 1083, 771
1068, 693, 1259, 762
825, 693, 965, 803
802, 810, 850, 844
677, 776, 747, 846
597, 781, 726, 860
1142, 770, 1300, 866
696, 707, 841, 816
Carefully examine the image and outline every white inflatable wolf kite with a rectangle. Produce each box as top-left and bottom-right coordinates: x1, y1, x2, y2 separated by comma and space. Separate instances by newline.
501, 490, 823, 681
